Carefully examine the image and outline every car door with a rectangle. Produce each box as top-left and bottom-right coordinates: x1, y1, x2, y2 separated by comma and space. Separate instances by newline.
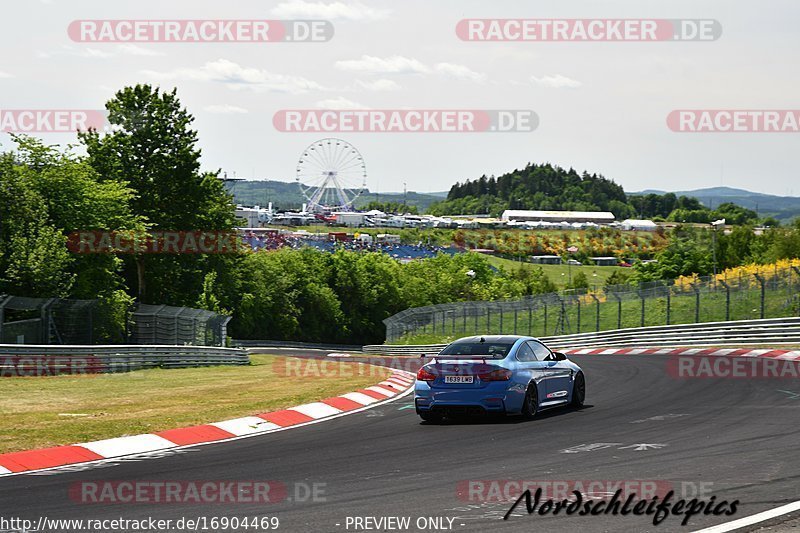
528, 341, 571, 404
514, 341, 547, 405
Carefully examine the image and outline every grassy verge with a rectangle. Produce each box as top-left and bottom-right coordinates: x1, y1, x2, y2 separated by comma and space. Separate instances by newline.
484, 255, 627, 289
0, 355, 390, 454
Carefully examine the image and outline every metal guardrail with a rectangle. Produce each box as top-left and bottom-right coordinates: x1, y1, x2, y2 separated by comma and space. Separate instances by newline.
0, 344, 249, 376
363, 317, 800, 355
234, 339, 363, 352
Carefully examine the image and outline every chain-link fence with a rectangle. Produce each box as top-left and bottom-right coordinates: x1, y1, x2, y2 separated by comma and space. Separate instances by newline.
384, 266, 800, 343
129, 304, 230, 346
0, 295, 230, 346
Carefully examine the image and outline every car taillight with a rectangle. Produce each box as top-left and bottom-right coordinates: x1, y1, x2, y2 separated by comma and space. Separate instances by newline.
479, 368, 512, 381
417, 367, 437, 381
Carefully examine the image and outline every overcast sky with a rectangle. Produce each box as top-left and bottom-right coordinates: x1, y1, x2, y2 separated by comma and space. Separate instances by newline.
1, 0, 798, 196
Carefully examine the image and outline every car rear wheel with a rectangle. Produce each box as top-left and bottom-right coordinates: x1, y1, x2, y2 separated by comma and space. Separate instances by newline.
419, 411, 443, 424
571, 372, 586, 407
521, 384, 538, 420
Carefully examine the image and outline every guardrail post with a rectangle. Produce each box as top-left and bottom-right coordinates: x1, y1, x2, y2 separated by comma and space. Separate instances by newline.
462, 310, 467, 334
693, 284, 701, 323
514, 307, 518, 335
451, 311, 456, 336
431, 312, 436, 335
499, 307, 504, 333
528, 305, 533, 336
474, 306, 479, 334
666, 288, 671, 325
486, 307, 491, 333
576, 300, 581, 334
41, 298, 56, 344
543, 303, 548, 337
639, 290, 646, 327
590, 294, 600, 332
754, 273, 766, 319
611, 293, 622, 330
719, 279, 731, 321
0, 295, 7, 342
793, 267, 800, 316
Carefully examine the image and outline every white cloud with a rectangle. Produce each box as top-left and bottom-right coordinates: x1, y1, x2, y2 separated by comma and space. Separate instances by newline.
435, 63, 487, 83
142, 59, 328, 94
531, 74, 582, 89
271, 0, 389, 21
204, 104, 249, 114
38, 46, 113, 59
117, 44, 164, 57
335, 55, 430, 75
315, 96, 369, 109
0, 71, 13, 79
355, 78, 401, 91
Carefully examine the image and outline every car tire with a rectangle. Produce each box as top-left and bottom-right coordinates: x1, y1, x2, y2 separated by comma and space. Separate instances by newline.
521, 384, 538, 420
419, 411, 443, 424
571, 372, 586, 408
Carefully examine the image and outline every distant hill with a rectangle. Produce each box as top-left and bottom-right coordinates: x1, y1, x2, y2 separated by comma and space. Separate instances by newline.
223, 179, 444, 211
633, 187, 800, 223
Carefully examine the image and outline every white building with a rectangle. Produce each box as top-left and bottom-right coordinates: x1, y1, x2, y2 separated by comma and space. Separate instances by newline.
501, 210, 616, 225
333, 212, 366, 227
621, 219, 658, 231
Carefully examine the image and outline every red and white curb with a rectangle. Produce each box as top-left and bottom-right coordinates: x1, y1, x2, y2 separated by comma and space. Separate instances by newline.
564, 347, 800, 359
0, 371, 415, 477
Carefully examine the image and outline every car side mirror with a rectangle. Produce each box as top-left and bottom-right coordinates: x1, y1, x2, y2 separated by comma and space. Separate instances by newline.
554, 352, 567, 361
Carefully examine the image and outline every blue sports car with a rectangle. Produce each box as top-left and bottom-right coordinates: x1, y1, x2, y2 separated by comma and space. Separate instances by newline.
414, 335, 585, 423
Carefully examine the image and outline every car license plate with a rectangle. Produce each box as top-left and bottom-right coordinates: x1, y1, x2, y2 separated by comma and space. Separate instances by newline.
444, 375, 474, 384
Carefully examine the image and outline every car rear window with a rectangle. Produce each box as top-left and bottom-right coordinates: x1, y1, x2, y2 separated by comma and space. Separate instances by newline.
438, 342, 513, 358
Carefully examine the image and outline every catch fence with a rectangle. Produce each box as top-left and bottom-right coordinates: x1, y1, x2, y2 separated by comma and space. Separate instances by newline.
383, 266, 800, 343
0, 295, 230, 346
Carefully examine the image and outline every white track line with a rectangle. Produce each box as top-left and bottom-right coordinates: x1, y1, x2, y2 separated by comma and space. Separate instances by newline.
78, 434, 176, 458
693, 500, 800, 533
341, 391, 380, 405
212, 417, 280, 436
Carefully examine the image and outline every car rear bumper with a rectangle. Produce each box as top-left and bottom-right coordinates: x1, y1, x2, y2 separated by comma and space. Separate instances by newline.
414, 391, 510, 415
414, 379, 529, 414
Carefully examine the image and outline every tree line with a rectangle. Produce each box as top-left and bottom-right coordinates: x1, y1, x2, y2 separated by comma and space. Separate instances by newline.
429, 165, 768, 226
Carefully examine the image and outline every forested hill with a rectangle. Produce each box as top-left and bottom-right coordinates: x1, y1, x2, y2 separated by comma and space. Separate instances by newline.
427, 163, 634, 218
426, 163, 770, 225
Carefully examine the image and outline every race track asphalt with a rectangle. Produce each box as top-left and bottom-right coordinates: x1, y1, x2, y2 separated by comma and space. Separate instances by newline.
1, 352, 799, 533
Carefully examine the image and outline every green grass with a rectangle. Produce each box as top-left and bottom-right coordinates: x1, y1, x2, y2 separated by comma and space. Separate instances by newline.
0, 355, 389, 454
394, 283, 800, 344
484, 255, 627, 289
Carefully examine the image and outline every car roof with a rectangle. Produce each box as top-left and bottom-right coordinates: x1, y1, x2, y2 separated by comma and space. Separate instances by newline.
451, 335, 533, 344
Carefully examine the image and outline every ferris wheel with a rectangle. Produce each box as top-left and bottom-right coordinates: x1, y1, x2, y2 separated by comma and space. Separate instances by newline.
296, 138, 367, 212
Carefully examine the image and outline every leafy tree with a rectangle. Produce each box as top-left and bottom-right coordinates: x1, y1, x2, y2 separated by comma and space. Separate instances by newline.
566, 271, 590, 291
80, 85, 239, 305
604, 269, 631, 290
711, 202, 758, 226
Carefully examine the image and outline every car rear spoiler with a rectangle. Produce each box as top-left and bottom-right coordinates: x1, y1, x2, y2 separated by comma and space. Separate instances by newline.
419, 354, 491, 364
